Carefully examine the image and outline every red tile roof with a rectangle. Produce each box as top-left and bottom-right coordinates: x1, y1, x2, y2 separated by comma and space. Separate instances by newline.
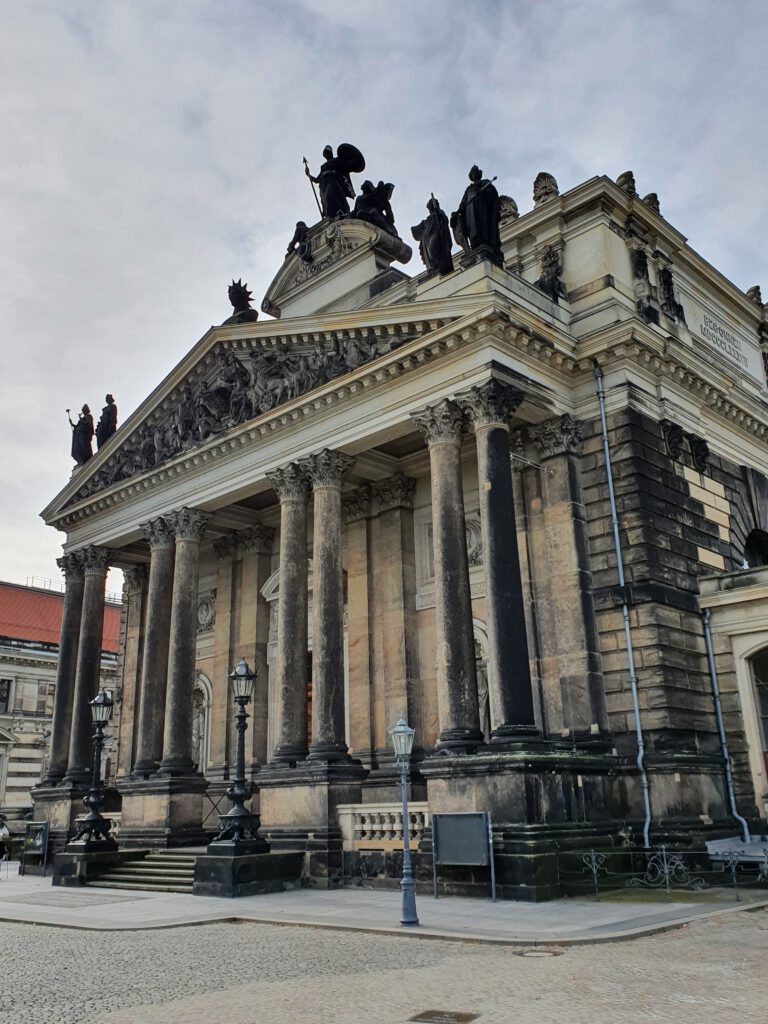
0, 582, 120, 653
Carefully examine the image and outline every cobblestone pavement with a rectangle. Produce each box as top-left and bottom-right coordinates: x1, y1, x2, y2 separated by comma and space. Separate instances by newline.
0, 908, 765, 1024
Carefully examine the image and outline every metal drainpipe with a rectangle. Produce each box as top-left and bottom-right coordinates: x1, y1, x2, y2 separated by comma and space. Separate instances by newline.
593, 362, 652, 848
702, 609, 751, 843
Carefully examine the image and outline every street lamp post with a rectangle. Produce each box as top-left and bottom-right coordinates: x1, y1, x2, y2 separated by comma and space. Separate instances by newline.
210, 659, 268, 853
390, 717, 419, 927
68, 689, 117, 849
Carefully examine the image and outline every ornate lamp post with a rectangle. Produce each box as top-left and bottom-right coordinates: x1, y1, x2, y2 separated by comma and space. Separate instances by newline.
210, 659, 268, 853
68, 689, 117, 849
390, 717, 419, 927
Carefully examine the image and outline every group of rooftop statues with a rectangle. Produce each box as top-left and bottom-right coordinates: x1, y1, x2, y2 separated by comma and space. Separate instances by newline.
68, 395, 117, 466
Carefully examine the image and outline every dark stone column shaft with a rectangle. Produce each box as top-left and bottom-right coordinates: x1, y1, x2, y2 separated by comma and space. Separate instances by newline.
133, 518, 175, 776
63, 546, 109, 784
267, 466, 309, 764
412, 400, 482, 752
159, 508, 209, 775
45, 553, 85, 783
304, 450, 354, 762
460, 381, 538, 738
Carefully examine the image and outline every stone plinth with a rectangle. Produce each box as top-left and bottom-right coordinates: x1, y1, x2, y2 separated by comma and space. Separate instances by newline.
118, 775, 208, 848
193, 850, 303, 898
32, 783, 88, 850
258, 762, 365, 885
52, 848, 147, 887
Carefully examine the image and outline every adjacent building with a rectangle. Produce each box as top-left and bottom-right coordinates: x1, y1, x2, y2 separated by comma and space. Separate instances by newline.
33, 167, 768, 897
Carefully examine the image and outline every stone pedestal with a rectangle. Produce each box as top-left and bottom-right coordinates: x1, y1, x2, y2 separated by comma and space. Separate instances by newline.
31, 783, 88, 850
193, 850, 303, 898
118, 775, 209, 848
258, 762, 365, 885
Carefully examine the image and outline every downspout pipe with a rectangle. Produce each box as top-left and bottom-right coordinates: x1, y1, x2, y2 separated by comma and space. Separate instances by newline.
593, 362, 652, 848
702, 608, 751, 844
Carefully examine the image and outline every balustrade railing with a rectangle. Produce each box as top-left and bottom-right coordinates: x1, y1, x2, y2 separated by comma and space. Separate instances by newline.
337, 802, 429, 851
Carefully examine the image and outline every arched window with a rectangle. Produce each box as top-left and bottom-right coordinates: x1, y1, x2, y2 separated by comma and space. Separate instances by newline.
751, 649, 768, 756
192, 673, 212, 774
744, 529, 768, 568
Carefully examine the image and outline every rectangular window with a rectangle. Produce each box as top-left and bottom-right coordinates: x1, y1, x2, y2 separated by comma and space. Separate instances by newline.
36, 683, 48, 715
0, 679, 11, 714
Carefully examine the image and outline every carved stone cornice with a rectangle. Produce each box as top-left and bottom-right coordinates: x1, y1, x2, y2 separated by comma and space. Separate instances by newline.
57, 552, 84, 582
140, 515, 175, 550
165, 507, 210, 542
411, 399, 467, 446
528, 414, 583, 461
343, 486, 373, 524
79, 545, 111, 576
301, 449, 355, 488
267, 463, 310, 503
456, 380, 524, 429
373, 473, 416, 513
123, 565, 148, 594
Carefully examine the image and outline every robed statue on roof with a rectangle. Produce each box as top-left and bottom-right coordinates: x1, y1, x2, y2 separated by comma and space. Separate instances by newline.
304, 144, 366, 219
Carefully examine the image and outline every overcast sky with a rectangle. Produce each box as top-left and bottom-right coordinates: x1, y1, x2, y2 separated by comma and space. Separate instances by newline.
2, 0, 767, 594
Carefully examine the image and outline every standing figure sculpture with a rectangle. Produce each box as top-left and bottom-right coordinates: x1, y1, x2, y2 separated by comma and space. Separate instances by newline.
69, 404, 94, 466
412, 195, 454, 276
304, 144, 365, 220
95, 394, 118, 449
452, 165, 503, 266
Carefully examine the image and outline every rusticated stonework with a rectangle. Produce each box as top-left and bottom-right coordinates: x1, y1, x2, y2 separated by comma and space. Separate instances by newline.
457, 380, 524, 429
528, 414, 583, 460
411, 398, 467, 446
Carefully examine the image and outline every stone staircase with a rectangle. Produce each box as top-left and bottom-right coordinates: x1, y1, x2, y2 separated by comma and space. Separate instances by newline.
87, 850, 202, 894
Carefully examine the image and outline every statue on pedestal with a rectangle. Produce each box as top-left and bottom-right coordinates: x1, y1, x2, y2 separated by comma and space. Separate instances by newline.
412, 196, 454, 276
68, 404, 94, 466
452, 165, 503, 265
304, 144, 365, 220
223, 279, 259, 325
353, 180, 398, 236
286, 221, 313, 264
95, 394, 117, 449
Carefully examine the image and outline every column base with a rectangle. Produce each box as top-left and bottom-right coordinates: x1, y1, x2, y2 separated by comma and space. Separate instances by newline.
118, 774, 209, 848
131, 759, 160, 780
157, 756, 197, 777
490, 724, 543, 748
31, 782, 88, 850
307, 741, 350, 763
435, 727, 485, 755
268, 742, 309, 768
61, 768, 90, 787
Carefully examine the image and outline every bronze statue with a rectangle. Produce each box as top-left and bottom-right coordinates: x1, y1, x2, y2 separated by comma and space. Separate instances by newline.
223, 279, 259, 325
412, 196, 454, 276
286, 221, 313, 264
68, 404, 94, 466
95, 394, 117, 449
352, 180, 398, 236
453, 165, 503, 265
304, 144, 365, 220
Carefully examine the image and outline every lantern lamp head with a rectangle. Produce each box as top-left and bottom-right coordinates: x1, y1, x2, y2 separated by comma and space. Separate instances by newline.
389, 718, 415, 762
229, 658, 256, 701
90, 689, 114, 724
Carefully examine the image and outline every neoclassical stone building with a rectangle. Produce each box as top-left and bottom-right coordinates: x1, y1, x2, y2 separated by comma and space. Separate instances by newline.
36, 169, 768, 896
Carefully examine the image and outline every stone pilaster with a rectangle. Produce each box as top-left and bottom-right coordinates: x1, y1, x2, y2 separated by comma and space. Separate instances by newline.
458, 380, 538, 740
159, 507, 210, 775
238, 525, 275, 771
45, 553, 86, 784
302, 449, 355, 762
267, 464, 310, 765
411, 400, 482, 752
209, 534, 240, 780
63, 546, 110, 784
528, 414, 608, 736
133, 517, 175, 777
116, 565, 147, 779
343, 487, 374, 765
368, 474, 422, 764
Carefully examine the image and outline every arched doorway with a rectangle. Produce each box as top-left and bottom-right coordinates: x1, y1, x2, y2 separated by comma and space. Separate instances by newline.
751, 648, 768, 779
192, 673, 212, 775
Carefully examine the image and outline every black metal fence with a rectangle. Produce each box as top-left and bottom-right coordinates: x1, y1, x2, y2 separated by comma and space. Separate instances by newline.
556, 845, 768, 902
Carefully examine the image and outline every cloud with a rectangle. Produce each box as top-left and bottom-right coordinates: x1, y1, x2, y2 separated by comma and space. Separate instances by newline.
1, 0, 766, 583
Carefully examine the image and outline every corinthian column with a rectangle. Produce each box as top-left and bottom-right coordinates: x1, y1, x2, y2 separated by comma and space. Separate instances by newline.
63, 546, 110, 784
266, 464, 310, 765
158, 507, 210, 775
303, 449, 354, 762
133, 517, 175, 777
45, 552, 85, 783
458, 380, 538, 739
411, 400, 482, 752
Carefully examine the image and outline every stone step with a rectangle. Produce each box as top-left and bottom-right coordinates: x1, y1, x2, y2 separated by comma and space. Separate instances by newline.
111, 865, 193, 878
97, 871, 194, 887
86, 880, 193, 894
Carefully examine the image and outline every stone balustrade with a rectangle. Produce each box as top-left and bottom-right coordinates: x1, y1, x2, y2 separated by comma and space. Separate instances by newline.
337, 802, 429, 851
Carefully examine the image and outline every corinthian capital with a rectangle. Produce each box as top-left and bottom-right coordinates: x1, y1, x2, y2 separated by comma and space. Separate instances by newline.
57, 552, 85, 582
140, 515, 175, 550
301, 449, 355, 488
267, 463, 310, 502
457, 380, 524, 429
166, 507, 210, 542
411, 399, 467, 446
342, 486, 373, 524
239, 524, 275, 556
528, 414, 583, 461
79, 545, 111, 575
123, 565, 148, 594
373, 473, 416, 513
